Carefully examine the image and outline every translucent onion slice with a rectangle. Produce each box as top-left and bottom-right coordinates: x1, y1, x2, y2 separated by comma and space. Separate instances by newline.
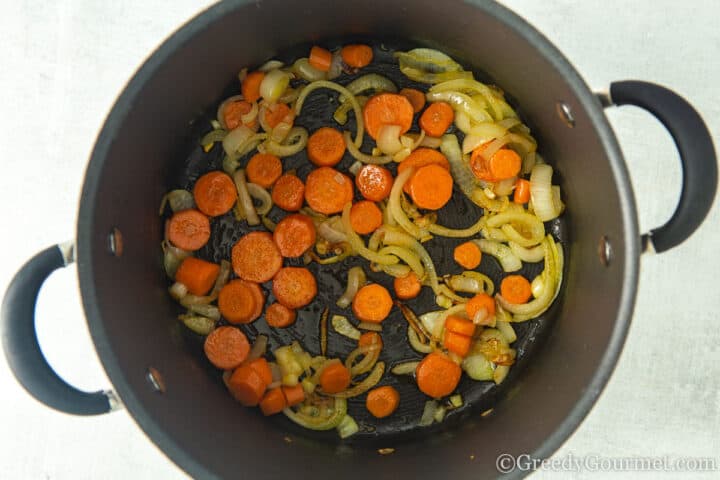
233, 169, 260, 226
377, 124, 404, 155
259, 69, 290, 103
337, 266, 366, 308
472, 239, 522, 272
330, 362, 385, 398
178, 314, 215, 336
293, 58, 326, 82
391, 361, 420, 375
529, 164, 560, 221
295, 81, 363, 147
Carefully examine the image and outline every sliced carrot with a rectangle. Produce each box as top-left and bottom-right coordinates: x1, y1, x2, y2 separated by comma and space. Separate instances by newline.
352, 284, 393, 323
259, 387, 287, 416
309, 46, 332, 72
218, 280, 257, 324
453, 241, 482, 270
273, 213, 316, 258
231, 232, 283, 283
304, 167, 354, 214
349, 201, 383, 235
419, 102, 454, 137
466, 293, 496, 323
443, 330, 472, 357
193, 171, 238, 217
272, 267, 318, 309
445, 315, 476, 337
500, 275, 533, 304
223, 100, 256, 130
174, 257, 220, 296
341, 44, 373, 68
264, 102, 294, 129
246, 357, 273, 386
408, 164, 453, 210
246, 153, 282, 189
362, 93, 414, 140
358, 331, 383, 351
246, 281, 266, 322
355, 164, 393, 202
265, 302, 297, 328
393, 272, 422, 300
415, 352, 462, 399
399, 88, 426, 113
204, 326, 250, 370
307, 127, 346, 167
470, 147, 522, 182
320, 362, 351, 394
167, 209, 211, 251
281, 384, 305, 407
513, 178, 531, 204
272, 174, 305, 212
242, 71, 265, 103
366, 385, 400, 418
397, 148, 450, 194
227, 363, 266, 406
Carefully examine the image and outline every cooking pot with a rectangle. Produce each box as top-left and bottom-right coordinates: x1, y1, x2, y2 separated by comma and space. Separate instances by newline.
2, 0, 716, 478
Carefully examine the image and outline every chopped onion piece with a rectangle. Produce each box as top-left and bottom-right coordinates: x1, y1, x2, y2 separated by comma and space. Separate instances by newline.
295, 81, 363, 147
337, 266, 366, 308
494, 365, 510, 384
293, 58, 326, 82
161, 241, 191, 278
283, 397, 347, 431
331, 314, 361, 340
222, 125, 255, 157
330, 362, 384, 398
509, 241, 545, 263
258, 60, 284, 72
408, 326, 432, 353
159, 189, 195, 214
246, 183, 273, 216
348, 160, 363, 176
342, 204, 398, 265
217, 94, 244, 129
169, 282, 188, 301
391, 361, 420, 375
419, 400, 439, 426
473, 239, 522, 272
343, 131, 393, 164
336, 415, 359, 439
496, 320, 517, 344
449, 394, 463, 408
462, 354, 494, 381
233, 169, 260, 226
494, 176, 517, 196
178, 314, 215, 336
377, 125, 404, 155
260, 127, 308, 157
358, 321, 382, 332
530, 164, 560, 221
248, 335, 268, 361
260, 69, 290, 103
186, 303, 220, 321
531, 275, 544, 298
327, 51, 343, 80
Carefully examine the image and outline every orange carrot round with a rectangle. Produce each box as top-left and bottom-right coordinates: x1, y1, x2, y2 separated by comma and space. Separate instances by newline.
174, 257, 220, 296
273, 213, 316, 257
466, 293, 496, 321
204, 326, 250, 370
246, 357, 273, 386
231, 232, 283, 283
393, 272, 422, 300
501, 275, 533, 304
246, 281, 266, 322
513, 178, 531, 204
399, 88, 426, 113
397, 148, 450, 194
415, 352, 462, 399
272, 267, 318, 309
265, 302, 297, 328
272, 174, 305, 212
281, 384, 305, 407
419, 101, 454, 137
259, 387, 287, 415
366, 385, 400, 418
358, 331, 383, 351
218, 280, 258, 324
320, 362, 351, 394
341, 44, 373, 68
349, 201, 383, 235
246, 153, 282, 188
444, 315, 476, 337
352, 284, 393, 323
264, 102, 293, 129
453, 241, 482, 270
227, 363, 266, 406
355, 164, 393, 202
408, 164, 453, 210
309, 46, 333, 72
167, 209, 211, 251
304, 167, 354, 214
224, 100, 256, 130
242, 71, 265, 103
193, 171, 238, 217
443, 330, 472, 357
307, 127, 346, 167
362, 93, 414, 140
470, 147, 521, 181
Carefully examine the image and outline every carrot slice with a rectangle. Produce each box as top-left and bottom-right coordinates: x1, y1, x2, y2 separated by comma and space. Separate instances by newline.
174, 257, 220, 296
320, 362, 351, 394
242, 71, 265, 103
265, 302, 297, 328
193, 171, 238, 217
408, 164, 453, 210
304, 167, 354, 214
167, 209, 211, 251
366, 385, 400, 418
466, 293, 496, 322
227, 363, 266, 406
259, 387, 287, 416
415, 352, 461, 399
470, 147, 522, 181
352, 284, 393, 323
273, 213, 316, 257
307, 127, 346, 167
272, 267, 318, 309
218, 280, 258, 324
399, 88, 426, 113
341, 44, 373, 68
231, 232, 283, 283
224, 100, 256, 130
349, 201, 383, 235
513, 178, 531, 204
309, 46, 333, 72
246, 153, 282, 189
453, 241, 482, 270
397, 148, 450, 194
204, 326, 250, 370
281, 384, 305, 407
264, 102, 294, 129
393, 272, 422, 300
444, 315, 476, 337
246, 281, 266, 322
246, 357, 273, 386
355, 164, 393, 202
358, 331, 383, 351
419, 102, 454, 137
272, 174, 305, 212
443, 330, 472, 357
362, 93, 414, 140
500, 275, 533, 304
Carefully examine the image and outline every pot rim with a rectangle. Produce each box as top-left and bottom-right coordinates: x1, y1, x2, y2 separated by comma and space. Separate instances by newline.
76, 1, 640, 478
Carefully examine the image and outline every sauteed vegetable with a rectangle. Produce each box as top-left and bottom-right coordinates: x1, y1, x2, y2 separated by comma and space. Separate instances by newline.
160, 42, 564, 439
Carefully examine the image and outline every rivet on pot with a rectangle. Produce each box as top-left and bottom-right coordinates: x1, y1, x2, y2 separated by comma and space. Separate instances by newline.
556, 102, 575, 128
598, 236, 613, 266
108, 227, 124, 257
146, 367, 166, 393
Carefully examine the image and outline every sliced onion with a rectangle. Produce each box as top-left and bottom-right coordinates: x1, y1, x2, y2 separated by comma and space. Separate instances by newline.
248, 335, 268, 361
345, 343, 381, 376
327, 51, 344, 80
318, 217, 347, 243
233, 169, 260, 226
509, 241, 544, 263
376, 125, 404, 155
487, 211, 545, 247
330, 362, 384, 398
169, 281, 188, 301
258, 60, 284, 72
462, 354, 494, 381
185, 303, 220, 321
241, 101, 259, 126
342, 74, 397, 100
336, 415, 359, 439
348, 160, 363, 176
178, 314, 215, 335
426, 216, 485, 238
419, 400, 440, 426
380, 264, 411, 278
396, 302, 431, 343
293, 58, 327, 82
446, 275, 482, 293
341, 203, 398, 265
529, 164, 559, 222
382, 228, 440, 295
295, 81, 364, 147
473, 239, 522, 272
387, 168, 426, 239
419, 310, 448, 339
391, 361, 420, 375
270, 362, 282, 383
426, 91, 491, 123
378, 246, 424, 277
343, 131, 393, 164
408, 326, 432, 353
531, 275, 544, 298
470, 188, 509, 212
283, 397, 347, 431
472, 307, 494, 326
494, 177, 517, 196
161, 240, 191, 278
463, 271, 495, 295
337, 266, 366, 309
222, 125, 255, 156
260, 69, 290, 103
441, 134, 479, 200
496, 320, 517, 344
494, 365, 510, 384
334, 95, 368, 125
259, 127, 308, 157
358, 321, 382, 332
246, 183, 273, 216
331, 314, 361, 340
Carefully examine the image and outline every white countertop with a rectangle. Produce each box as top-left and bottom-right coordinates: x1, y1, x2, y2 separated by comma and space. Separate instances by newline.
1, 1, 718, 478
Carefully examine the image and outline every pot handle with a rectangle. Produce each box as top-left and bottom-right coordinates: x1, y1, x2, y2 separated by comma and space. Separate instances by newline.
604, 81, 717, 253
1, 242, 120, 415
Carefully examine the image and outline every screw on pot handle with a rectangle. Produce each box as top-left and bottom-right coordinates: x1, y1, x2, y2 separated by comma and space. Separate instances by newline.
603, 81, 717, 253
1, 242, 121, 415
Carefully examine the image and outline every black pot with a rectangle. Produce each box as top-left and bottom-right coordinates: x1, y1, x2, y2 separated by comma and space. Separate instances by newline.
2, 1, 716, 479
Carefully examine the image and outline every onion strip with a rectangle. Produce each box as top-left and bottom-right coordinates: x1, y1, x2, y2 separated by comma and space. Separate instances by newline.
382, 228, 440, 295
377, 246, 424, 277
330, 362, 385, 398
295, 80, 364, 147
233, 169, 259, 226
391, 361, 420, 375
336, 266, 366, 308
341, 204, 398, 265
343, 131, 392, 164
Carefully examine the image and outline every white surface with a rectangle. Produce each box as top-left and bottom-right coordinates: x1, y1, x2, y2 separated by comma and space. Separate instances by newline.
0, 1, 718, 478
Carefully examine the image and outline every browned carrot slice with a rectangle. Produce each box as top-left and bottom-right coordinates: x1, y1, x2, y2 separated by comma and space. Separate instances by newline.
204, 326, 250, 370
